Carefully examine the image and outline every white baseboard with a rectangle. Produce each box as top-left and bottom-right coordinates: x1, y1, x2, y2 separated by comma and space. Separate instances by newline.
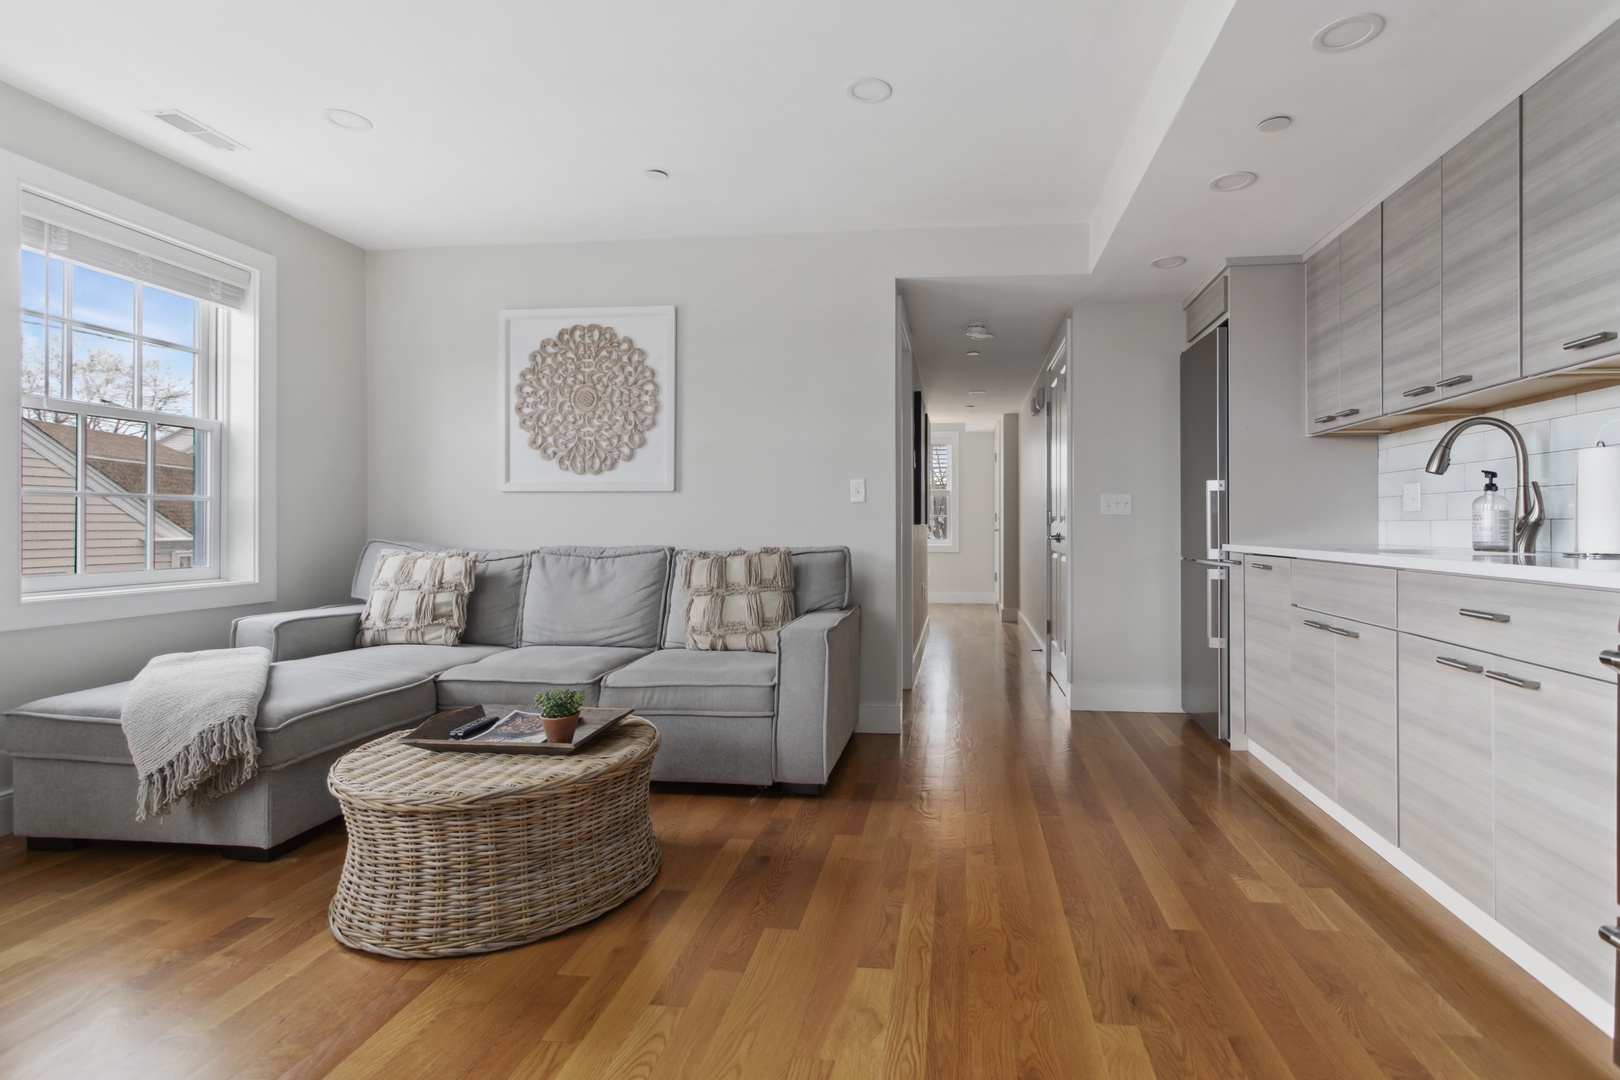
928, 591, 996, 605
1017, 609, 1044, 649
1070, 686, 1183, 713
1247, 741, 1612, 1036
998, 604, 1017, 624
0, 789, 12, 837
858, 703, 902, 734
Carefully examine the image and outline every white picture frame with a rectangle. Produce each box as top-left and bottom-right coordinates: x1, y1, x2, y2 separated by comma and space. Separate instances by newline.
498, 305, 676, 492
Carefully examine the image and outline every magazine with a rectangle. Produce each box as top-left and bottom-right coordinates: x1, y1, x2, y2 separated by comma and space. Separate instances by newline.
478, 710, 554, 744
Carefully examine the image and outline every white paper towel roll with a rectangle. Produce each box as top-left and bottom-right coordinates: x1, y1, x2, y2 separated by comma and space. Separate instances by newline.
1576, 444, 1620, 554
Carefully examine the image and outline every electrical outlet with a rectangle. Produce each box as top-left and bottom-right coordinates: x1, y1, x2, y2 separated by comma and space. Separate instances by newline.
1403, 482, 1422, 512
1100, 493, 1132, 516
849, 478, 866, 503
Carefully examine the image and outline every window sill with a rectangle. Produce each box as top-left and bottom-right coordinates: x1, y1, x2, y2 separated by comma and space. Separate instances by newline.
1, 575, 274, 632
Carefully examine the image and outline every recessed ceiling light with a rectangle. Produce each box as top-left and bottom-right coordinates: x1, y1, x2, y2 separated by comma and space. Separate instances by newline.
847, 77, 893, 104
966, 350, 982, 357
1209, 171, 1258, 192
965, 323, 994, 340
323, 108, 373, 132
966, 404, 977, 409
644, 169, 670, 180
1151, 255, 1188, 269
1312, 14, 1385, 53
1256, 115, 1293, 133
968, 390, 987, 396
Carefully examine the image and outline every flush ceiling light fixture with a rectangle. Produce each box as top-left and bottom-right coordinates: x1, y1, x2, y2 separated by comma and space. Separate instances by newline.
148, 110, 247, 150
1151, 255, 1188, 269
967, 390, 987, 396
644, 169, 670, 180
1256, 115, 1293, 133
1209, 171, 1258, 192
1312, 13, 1385, 53
966, 350, 982, 357
847, 77, 893, 104
965, 322, 995, 340
323, 108, 373, 132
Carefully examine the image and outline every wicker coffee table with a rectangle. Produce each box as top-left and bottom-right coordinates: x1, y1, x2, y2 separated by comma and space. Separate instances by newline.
327, 715, 660, 958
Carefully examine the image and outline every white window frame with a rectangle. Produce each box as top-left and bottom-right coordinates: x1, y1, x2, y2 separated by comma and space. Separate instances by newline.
927, 428, 960, 553
0, 152, 277, 630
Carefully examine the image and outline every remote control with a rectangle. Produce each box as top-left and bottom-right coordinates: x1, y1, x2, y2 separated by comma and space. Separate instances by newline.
447, 713, 500, 740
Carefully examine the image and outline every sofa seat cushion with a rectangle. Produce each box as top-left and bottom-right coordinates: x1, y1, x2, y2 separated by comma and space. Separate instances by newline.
435, 646, 648, 709
4, 644, 506, 771
599, 650, 778, 716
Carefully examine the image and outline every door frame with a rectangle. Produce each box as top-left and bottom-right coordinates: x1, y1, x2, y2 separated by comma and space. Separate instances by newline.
1044, 322, 1071, 698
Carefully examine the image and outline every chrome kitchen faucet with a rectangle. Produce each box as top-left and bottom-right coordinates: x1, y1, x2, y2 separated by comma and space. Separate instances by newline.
1425, 416, 1544, 554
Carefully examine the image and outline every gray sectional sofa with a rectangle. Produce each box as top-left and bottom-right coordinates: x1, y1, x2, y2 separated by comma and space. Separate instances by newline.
2, 541, 860, 858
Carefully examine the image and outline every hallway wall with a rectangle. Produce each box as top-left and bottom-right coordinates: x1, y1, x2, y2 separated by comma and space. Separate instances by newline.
1018, 388, 1047, 647
927, 426, 996, 603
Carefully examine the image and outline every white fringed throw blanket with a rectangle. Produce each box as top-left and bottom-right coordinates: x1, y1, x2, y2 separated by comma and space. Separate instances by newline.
121, 647, 271, 820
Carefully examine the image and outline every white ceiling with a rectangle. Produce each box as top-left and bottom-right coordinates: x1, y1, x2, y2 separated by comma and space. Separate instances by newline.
0, 0, 1185, 250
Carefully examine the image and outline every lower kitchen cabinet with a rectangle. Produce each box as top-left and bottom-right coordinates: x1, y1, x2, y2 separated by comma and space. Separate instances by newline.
1397, 634, 1495, 911
1289, 610, 1338, 795
1244, 558, 1293, 758
1330, 622, 1398, 844
1492, 657, 1618, 998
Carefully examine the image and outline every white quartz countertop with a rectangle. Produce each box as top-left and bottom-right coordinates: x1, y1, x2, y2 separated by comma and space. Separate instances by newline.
1225, 541, 1620, 590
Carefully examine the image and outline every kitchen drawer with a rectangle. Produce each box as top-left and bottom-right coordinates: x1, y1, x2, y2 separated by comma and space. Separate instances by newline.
1396, 571, 1620, 682
1292, 560, 1396, 628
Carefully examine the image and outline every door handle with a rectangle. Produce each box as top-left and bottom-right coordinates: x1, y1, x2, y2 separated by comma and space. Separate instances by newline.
1206, 567, 1225, 649
1600, 649, 1620, 670
1048, 533, 1065, 543
1436, 374, 1474, 388
1459, 608, 1510, 623
1563, 331, 1618, 351
1436, 656, 1484, 673
1334, 408, 1361, 419
1485, 670, 1541, 690
1327, 626, 1360, 639
1402, 384, 1437, 398
1600, 925, 1620, 949
1303, 619, 1332, 631
1205, 479, 1224, 559
1313, 414, 1339, 424
1250, 562, 1273, 570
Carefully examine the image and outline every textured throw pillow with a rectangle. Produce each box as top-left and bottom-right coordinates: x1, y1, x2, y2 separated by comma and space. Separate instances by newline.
683, 547, 795, 652
356, 549, 477, 647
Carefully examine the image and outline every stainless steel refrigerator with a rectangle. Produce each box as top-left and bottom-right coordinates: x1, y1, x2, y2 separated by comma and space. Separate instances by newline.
1180, 325, 1232, 740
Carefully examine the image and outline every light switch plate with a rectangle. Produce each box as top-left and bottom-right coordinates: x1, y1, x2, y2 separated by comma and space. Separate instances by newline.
849, 478, 866, 503
1100, 493, 1132, 516
1403, 483, 1422, 512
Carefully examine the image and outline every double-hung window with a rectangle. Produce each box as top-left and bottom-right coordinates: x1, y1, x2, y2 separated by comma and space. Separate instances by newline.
927, 429, 959, 552
3, 160, 275, 629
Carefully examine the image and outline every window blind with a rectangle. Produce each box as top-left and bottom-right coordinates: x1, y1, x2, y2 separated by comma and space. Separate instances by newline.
19, 191, 250, 310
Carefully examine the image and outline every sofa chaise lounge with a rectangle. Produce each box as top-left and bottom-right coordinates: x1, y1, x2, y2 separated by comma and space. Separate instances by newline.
2, 541, 860, 858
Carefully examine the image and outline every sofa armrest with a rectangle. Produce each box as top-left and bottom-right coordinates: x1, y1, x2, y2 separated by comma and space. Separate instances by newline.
774, 606, 861, 785
231, 604, 366, 662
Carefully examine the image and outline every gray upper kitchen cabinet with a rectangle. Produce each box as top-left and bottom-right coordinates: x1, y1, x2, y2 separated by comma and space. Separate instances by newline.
1382, 161, 1443, 412
1523, 18, 1620, 374
1244, 558, 1293, 757
1492, 657, 1617, 999
1397, 632, 1495, 912
1288, 610, 1337, 794
1336, 209, 1383, 423
1305, 240, 1342, 431
1441, 100, 1522, 396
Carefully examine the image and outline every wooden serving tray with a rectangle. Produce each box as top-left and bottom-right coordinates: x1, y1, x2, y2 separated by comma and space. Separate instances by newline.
402, 705, 634, 755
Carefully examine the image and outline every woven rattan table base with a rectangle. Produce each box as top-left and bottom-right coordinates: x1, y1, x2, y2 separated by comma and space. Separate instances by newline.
327, 716, 661, 958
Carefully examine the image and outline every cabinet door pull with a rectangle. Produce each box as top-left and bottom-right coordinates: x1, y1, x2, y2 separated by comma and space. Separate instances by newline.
1436, 374, 1474, 388
1600, 649, 1620, 670
1563, 331, 1618, 351
1303, 619, 1332, 631
1327, 626, 1360, 639
1458, 608, 1510, 623
1250, 562, 1273, 571
1313, 414, 1339, 425
1600, 925, 1620, 950
1402, 384, 1437, 398
1334, 408, 1361, 419
1436, 656, 1484, 673
1485, 670, 1541, 690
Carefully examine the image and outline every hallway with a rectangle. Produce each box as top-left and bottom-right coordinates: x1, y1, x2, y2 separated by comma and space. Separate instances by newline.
0, 605, 1613, 1077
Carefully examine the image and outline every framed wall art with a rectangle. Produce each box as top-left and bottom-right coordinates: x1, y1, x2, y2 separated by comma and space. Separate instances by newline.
498, 306, 676, 491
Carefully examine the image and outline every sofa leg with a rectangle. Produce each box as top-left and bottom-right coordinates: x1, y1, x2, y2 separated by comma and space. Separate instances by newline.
777, 782, 824, 797
219, 823, 327, 862
26, 837, 91, 852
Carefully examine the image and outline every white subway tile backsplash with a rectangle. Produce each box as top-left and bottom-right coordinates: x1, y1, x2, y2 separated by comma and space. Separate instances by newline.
1431, 520, 1474, 548
1550, 408, 1620, 452
1576, 384, 1620, 413
1386, 520, 1433, 547
1547, 519, 1576, 553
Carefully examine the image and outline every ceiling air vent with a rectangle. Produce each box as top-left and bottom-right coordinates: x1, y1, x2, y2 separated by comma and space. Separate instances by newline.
148, 110, 247, 151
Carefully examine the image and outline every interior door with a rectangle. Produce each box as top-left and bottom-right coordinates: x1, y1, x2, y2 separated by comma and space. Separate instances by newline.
1046, 331, 1070, 697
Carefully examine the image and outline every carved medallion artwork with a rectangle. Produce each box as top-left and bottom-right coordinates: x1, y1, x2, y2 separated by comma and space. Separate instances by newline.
514, 324, 661, 475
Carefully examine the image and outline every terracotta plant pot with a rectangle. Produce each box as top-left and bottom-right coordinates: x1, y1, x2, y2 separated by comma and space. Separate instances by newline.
541, 713, 580, 744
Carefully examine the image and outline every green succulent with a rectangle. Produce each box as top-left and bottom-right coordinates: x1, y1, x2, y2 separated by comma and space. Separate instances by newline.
534, 688, 584, 719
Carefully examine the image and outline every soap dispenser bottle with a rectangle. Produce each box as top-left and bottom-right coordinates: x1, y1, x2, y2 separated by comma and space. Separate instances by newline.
1472, 470, 1511, 552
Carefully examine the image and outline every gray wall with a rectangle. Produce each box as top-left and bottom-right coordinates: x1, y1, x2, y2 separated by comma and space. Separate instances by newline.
997, 414, 1020, 622
926, 427, 997, 601
1018, 387, 1048, 646
1068, 301, 1185, 711
0, 80, 369, 818
364, 226, 1085, 732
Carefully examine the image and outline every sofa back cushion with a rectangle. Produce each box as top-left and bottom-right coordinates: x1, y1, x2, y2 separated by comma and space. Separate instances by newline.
663, 546, 851, 649
522, 546, 673, 649
351, 539, 529, 649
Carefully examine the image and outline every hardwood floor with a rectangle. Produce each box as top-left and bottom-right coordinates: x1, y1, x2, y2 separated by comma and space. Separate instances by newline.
1, 604, 1615, 1078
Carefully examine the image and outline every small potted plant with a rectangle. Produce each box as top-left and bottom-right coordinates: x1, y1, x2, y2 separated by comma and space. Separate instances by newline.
534, 689, 584, 745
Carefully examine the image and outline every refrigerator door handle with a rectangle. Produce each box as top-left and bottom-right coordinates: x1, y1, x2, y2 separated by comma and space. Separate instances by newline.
1206, 566, 1226, 649
1205, 479, 1225, 559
